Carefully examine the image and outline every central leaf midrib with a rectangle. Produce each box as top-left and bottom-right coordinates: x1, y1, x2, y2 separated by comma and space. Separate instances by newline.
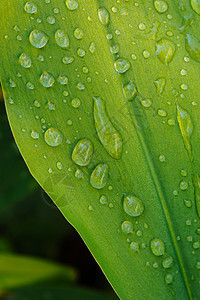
99, 1, 193, 299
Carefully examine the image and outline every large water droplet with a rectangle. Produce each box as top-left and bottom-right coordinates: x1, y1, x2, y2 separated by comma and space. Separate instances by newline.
55, 29, 70, 49
185, 34, 200, 63
98, 7, 110, 26
40, 71, 55, 88
123, 195, 144, 217
19, 53, 32, 68
191, 0, 200, 15
24, 1, 37, 14
29, 29, 49, 48
192, 173, 200, 219
123, 79, 137, 101
154, 0, 168, 13
65, 0, 78, 10
44, 128, 63, 147
154, 78, 166, 95
150, 239, 165, 256
121, 221, 133, 234
114, 58, 131, 74
177, 104, 193, 161
93, 97, 122, 159
90, 164, 109, 189
72, 139, 93, 166
155, 39, 175, 66
162, 256, 174, 269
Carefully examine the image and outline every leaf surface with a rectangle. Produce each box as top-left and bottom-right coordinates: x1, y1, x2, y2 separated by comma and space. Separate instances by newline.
0, 0, 200, 299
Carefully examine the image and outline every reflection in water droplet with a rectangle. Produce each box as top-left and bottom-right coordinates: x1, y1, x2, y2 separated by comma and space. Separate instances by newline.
19, 53, 32, 68
55, 29, 70, 49
154, 78, 166, 95
72, 139, 93, 166
121, 221, 133, 234
40, 71, 55, 88
93, 97, 122, 159
114, 58, 131, 74
155, 39, 175, 65
150, 239, 165, 256
65, 0, 78, 10
191, 0, 200, 15
29, 29, 49, 48
98, 7, 110, 26
177, 104, 193, 161
185, 34, 200, 63
123, 195, 144, 217
192, 173, 200, 218
90, 164, 109, 189
123, 79, 137, 101
154, 0, 168, 13
44, 128, 63, 147
24, 1, 37, 14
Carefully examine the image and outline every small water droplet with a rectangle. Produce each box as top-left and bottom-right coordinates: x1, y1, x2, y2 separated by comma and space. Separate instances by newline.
74, 28, 83, 39
123, 79, 137, 101
57, 74, 68, 85
40, 71, 55, 88
44, 128, 63, 147
110, 44, 120, 54
165, 274, 173, 284
90, 164, 109, 189
123, 194, 144, 217
65, 0, 78, 11
139, 23, 146, 30
159, 154, 166, 162
71, 98, 81, 108
180, 180, 188, 190
93, 97, 122, 159
34, 100, 41, 108
155, 39, 175, 65
99, 195, 107, 205
19, 53, 32, 68
55, 29, 70, 49
47, 16, 55, 24
121, 221, 133, 234
158, 109, 167, 117
31, 130, 39, 139
130, 242, 139, 252
184, 199, 192, 208
9, 79, 16, 88
180, 169, 187, 176
72, 139, 93, 166
29, 29, 49, 48
154, 0, 168, 13
75, 169, 84, 178
89, 42, 95, 54
98, 7, 110, 26
151, 239, 165, 256
46, 100, 55, 111
141, 99, 152, 107
24, 1, 37, 14
77, 48, 86, 57
62, 56, 74, 64
114, 58, 131, 74
26, 82, 34, 89
143, 50, 151, 58
193, 241, 200, 249
57, 162, 63, 170
162, 256, 174, 269
196, 261, 200, 269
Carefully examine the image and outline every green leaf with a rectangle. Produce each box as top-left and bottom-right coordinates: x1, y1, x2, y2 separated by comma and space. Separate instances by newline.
0, 0, 200, 299
0, 253, 76, 290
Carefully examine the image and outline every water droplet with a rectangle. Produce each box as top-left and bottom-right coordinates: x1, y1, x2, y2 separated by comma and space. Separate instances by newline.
90, 164, 109, 189
130, 242, 139, 252
155, 39, 175, 66
46, 101, 55, 111
34, 100, 41, 108
75, 169, 84, 178
89, 42, 95, 54
71, 98, 81, 108
121, 221, 133, 234
57, 162, 63, 170
168, 119, 175, 126
123, 79, 137, 101
180, 169, 187, 177
72, 139, 93, 167
180, 180, 188, 190
185, 34, 200, 63
177, 104, 193, 161
184, 199, 192, 208
114, 58, 131, 74
55, 29, 70, 49
192, 173, 200, 218
181, 69, 187, 76
31, 130, 39, 139
77, 48, 86, 57
29, 29, 49, 48
150, 239, 165, 256
165, 274, 173, 284
99, 195, 107, 205
19, 53, 32, 68
154, 0, 168, 13
143, 50, 150, 58
180, 83, 188, 90
193, 241, 200, 249
158, 109, 167, 117
62, 56, 74, 64
93, 97, 122, 159
65, 0, 78, 11
88, 205, 93, 211
154, 78, 166, 95
9, 79, 16, 88
196, 261, 200, 269
57, 74, 68, 85
44, 128, 63, 147
162, 256, 174, 269
159, 154, 166, 162
141, 99, 152, 108
123, 194, 144, 217
98, 7, 110, 26
47, 16, 55, 24
40, 71, 55, 88
110, 44, 120, 54
74, 28, 83, 39
24, 1, 37, 14
191, 0, 200, 15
